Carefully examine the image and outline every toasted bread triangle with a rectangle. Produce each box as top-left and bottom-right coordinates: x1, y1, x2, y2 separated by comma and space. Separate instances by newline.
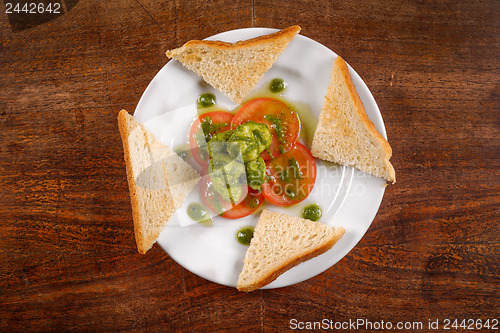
117, 110, 199, 254
166, 25, 301, 104
236, 210, 345, 292
311, 56, 396, 183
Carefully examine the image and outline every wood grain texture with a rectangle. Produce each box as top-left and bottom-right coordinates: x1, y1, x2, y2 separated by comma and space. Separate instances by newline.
255, 1, 499, 331
0, 0, 498, 331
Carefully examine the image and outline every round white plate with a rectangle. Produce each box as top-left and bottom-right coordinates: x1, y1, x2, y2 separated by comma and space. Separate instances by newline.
135, 28, 387, 289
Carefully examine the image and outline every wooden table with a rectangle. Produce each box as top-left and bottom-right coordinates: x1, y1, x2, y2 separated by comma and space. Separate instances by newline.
1, 0, 498, 331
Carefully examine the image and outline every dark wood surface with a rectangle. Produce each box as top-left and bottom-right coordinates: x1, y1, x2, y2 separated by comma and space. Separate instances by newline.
1, 0, 498, 331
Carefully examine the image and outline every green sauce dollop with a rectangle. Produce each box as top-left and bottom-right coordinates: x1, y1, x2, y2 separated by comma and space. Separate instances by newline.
197, 93, 216, 108
187, 202, 209, 221
269, 78, 287, 93
245, 157, 266, 190
302, 204, 322, 221
236, 227, 255, 245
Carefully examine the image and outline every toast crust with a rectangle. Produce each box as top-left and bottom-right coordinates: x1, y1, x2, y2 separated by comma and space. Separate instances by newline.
117, 110, 175, 254
166, 25, 301, 103
336, 57, 393, 158
166, 25, 301, 54
237, 227, 345, 292
236, 209, 345, 292
311, 56, 396, 182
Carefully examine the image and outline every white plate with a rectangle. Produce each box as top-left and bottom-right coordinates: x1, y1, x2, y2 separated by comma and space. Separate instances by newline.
135, 28, 387, 289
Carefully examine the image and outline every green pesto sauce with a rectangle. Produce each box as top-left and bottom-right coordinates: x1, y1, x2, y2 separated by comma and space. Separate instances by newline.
197, 93, 216, 108
174, 143, 191, 160
302, 204, 322, 221
199, 218, 214, 227
208, 156, 246, 204
228, 121, 272, 163
276, 157, 303, 183
288, 157, 303, 179
266, 147, 275, 159
236, 226, 255, 245
285, 187, 297, 199
204, 121, 271, 198
200, 116, 229, 142
175, 150, 187, 160
246, 194, 261, 209
246, 157, 266, 190
269, 78, 287, 93
187, 202, 208, 221
206, 122, 271, 201
240, 79, 318, 147
263, 114, 285, 144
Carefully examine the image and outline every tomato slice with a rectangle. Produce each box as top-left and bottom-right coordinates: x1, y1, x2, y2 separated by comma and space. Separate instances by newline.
262, 142, 316, 207
199, 170, 265, 219
231, 98, 300, 160
189, 111, 234, 166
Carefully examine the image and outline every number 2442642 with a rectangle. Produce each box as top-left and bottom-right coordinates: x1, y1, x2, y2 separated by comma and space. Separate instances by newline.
5, 2, 62, 14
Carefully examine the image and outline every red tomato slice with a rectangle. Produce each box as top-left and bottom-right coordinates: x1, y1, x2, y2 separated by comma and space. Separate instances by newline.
199, 170, 265, 219
262, 142, 316, 207
189, 111, 234, 166
231, 98, 300, 160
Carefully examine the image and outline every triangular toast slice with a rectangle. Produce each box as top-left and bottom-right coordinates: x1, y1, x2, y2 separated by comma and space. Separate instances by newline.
118, 110, 199, 254
166, 25, 301, 104
236, 209, 345, 292
311, 56, 396, 183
